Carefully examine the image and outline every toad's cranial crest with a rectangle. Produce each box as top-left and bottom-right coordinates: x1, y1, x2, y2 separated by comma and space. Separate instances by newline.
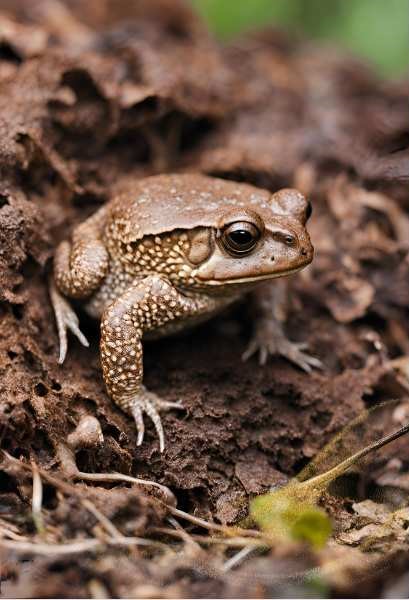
50, 174, 321, 452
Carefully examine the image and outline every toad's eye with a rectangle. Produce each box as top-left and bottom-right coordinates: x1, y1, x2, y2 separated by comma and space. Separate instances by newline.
221, 221, 260, 255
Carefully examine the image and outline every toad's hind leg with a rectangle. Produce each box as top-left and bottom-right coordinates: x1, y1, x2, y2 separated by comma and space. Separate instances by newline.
100, 275, 217, 452
243, 279, 322, 372
50, 204, 109, 362
49, 277, 89, 364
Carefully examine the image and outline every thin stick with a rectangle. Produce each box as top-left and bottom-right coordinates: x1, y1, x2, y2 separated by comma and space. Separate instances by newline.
167, 506, 261, 538
297, 422, 409, 492
107, 536, 167, 549
0, 538, 101, 555
2, 454, 131, 542
222, 546, 255, 572
75, 471, 176, 506
81, 499, 125, 541
0, 525, 29, 542
167, 516, 201, 549
151, 528, 263, 547
167, 506, 227, 532
31, 459, 45, 535
0, 535, 168, 556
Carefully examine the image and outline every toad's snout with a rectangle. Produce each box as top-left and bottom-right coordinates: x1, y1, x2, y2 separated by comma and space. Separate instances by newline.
299, 240, 314, 268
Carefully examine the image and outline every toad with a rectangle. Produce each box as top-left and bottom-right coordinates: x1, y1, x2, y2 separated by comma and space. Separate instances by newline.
50, 174, 320, 451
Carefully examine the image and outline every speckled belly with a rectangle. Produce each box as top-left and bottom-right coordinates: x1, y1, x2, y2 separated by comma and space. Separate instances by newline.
143, 299, 235, 340
84, 269, 142, 318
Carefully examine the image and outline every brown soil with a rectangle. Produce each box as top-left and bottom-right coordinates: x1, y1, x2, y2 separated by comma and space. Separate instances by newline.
0, 1, 408, 598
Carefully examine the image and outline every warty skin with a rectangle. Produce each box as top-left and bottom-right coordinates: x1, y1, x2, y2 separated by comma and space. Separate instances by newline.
50, 173, 321, 452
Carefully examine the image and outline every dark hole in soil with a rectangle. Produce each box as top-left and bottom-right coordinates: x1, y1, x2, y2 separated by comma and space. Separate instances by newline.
0, 42, 22, 64
11, 305, 24, 320
75, 449, 93, 473
175, 115, 215, 153
61, 69, 104, 102
312, 411, 332, 428
72, 193, 107, 209
42, 483, 58, 509
47, 561, 74, 574
0, 470, 18, 493
106, 130, 150, 163
328, 472, 361, 500
102, 424, 122, 442
34, 382, 48, 397
292, 456, 310, 474
123, 95, 160, 122
51, 380, 62, 392
0, 193, 9, 208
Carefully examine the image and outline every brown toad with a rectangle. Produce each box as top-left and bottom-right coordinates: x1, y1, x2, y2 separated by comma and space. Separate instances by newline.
50, 174, 320, 451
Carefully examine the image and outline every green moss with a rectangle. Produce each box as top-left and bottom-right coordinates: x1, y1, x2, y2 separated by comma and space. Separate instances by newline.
191, 0, 408, 76
250, 490, 332, 549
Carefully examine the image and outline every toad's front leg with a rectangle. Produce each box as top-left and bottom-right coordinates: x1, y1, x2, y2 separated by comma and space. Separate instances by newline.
101, 275, 215, 452
243, 279, 322, 372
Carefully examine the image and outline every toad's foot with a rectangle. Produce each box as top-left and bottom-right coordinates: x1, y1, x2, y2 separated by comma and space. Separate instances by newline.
49, 278, 89, 364
242, 331, 322, 373
124, 388, 184, 453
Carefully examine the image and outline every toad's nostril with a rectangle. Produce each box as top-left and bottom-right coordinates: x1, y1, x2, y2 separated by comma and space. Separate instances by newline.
301, 247, 307, 256
270, 255, 275, 261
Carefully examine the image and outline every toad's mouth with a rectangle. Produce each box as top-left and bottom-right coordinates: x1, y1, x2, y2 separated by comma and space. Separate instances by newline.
193, 265, 305, 286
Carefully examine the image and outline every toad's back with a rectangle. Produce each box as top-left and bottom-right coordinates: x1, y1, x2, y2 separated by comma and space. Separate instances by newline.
107, 173, 273, 243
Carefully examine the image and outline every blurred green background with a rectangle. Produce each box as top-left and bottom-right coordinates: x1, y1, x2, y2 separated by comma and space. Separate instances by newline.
191, 0, 408, 77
